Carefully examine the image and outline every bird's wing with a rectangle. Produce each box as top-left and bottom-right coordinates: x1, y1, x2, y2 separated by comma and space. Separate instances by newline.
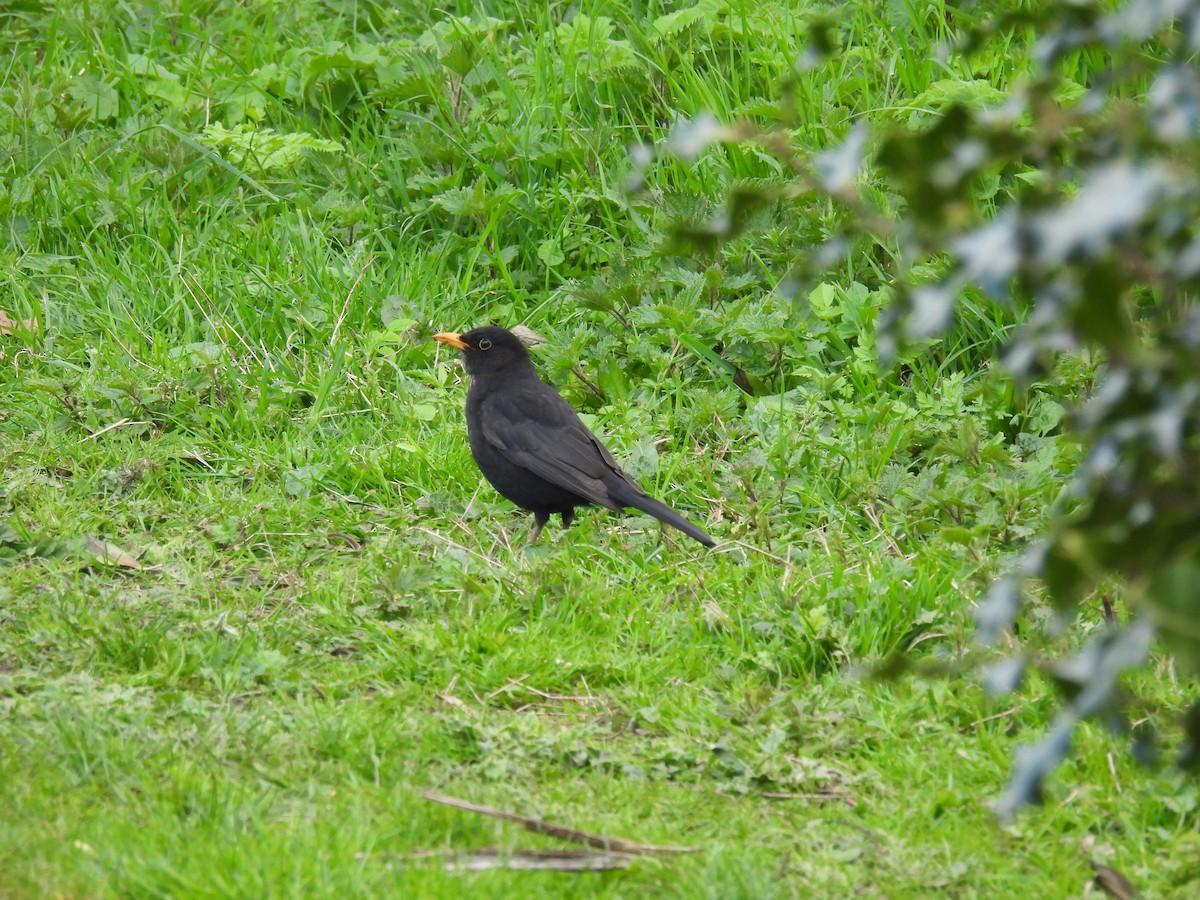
476, 384, 631, 511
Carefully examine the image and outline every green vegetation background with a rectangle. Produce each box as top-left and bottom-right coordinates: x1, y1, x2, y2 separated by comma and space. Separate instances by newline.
1, 0, 1195, 895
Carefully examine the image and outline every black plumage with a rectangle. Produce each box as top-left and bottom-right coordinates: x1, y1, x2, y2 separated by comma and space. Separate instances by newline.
434, 326, 714, 547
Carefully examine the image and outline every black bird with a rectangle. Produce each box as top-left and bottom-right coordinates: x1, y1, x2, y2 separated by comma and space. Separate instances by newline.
434, 326, 714, 547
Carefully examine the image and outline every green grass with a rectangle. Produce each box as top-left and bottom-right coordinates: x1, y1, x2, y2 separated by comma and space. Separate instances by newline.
1, 0, 1196, 896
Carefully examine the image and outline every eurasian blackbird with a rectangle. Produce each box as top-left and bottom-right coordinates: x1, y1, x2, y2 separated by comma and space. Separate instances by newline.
434, 326, 714, 547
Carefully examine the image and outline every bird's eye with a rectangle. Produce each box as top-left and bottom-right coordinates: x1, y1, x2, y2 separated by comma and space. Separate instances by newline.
478, 338, 492, 350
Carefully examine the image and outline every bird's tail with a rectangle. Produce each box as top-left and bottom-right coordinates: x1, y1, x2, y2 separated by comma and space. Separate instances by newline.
608, 482, 715, 547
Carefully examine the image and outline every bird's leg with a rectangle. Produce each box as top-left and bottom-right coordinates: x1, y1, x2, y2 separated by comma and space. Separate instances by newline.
531, 511, 551, 542
560, 509, 575, 531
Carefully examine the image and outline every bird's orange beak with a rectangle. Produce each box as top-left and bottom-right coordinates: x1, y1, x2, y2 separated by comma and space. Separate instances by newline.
434, 332, 468, 350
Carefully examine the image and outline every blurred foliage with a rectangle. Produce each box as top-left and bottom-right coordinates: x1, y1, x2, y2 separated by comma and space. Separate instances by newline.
656, 0, 1200, 813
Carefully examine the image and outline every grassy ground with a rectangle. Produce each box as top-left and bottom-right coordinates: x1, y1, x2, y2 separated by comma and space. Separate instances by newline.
2, 0, 1196, 896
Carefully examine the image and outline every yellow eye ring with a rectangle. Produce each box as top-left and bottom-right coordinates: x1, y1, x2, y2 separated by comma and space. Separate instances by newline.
478, 338, 492, 350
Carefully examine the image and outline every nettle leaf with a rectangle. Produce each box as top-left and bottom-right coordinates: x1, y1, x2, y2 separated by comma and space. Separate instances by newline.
197, 124, 343, 174
213, 64, 280, 123
301, 41, 381, 94
537, 239, 566, 267
419, 15, 508, 78
284, 464, 328, 498
124, 54, 187, 107
652, 0, 729, 40
906, 78, 1009, 129
430, 180, 521, 218
373, 47, 440, 105
68, 74, 119, 121
555, 15, 639, 73
220, 85, 268, 123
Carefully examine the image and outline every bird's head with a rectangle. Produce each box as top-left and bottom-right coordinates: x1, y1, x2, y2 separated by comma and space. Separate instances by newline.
434, 326, 534, 378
